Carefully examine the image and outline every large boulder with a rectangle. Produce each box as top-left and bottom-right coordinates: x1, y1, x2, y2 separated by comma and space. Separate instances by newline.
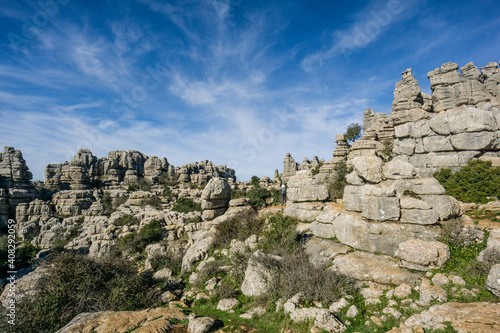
287, 170, 329, 202
56, 306, 187, 333
181, 231, 214, 272
201, 178, 231, 221
396, 239, 450, 271
332, 251, 419, 285
404, 302, 500, 332
241, 250, 282, 297
486, 264, 500, 297
351, 156, 383, 183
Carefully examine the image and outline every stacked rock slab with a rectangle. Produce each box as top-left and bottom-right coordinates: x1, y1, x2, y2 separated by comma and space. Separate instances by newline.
45, 149, 236, 190
285, 170, 329, 221
311, 156, 455, 260
282, 153, 298, 183
201, 177, 231, 221
351, 61, 500, 177
0, 147, 38, 229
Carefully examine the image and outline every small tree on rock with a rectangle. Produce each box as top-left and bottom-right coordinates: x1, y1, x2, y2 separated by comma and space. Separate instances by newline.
345, 123, 362, 145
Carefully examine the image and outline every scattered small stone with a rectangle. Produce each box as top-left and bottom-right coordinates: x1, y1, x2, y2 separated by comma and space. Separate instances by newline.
329, 297, 349, 313
401, 298, 413, 305
187, 317, 216, 333
346, 305, 359, 318
387, 300, 398, 307
240, 306, 266, 319
394, 283, 412, 298
432, 273, 449, 287
449, 275, 466, 286
217, 298, 239, 311
383, 307, 402, 319
205, 277, 217, 291
365, 298, 381, 305
371, 316, 383, 327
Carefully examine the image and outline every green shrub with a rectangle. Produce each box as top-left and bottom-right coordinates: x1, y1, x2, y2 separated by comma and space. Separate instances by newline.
434, 160, 500, 203
11, 253, 160, 333
213, 211, 263, 249
114, 214, 140, 226
231, 189, 248, 199
149, 252, 184, 276
327, 160, 350, 200
259, 213, 301, 256
171, 197, 202, 213
102, 192, 128, 215
250, 175, 260, 187
248, 187, 271, 209
438, 219, 498, 301
141, 196, 163, 209
345, 122, 362, 144
127, 178, 152, 192
0, 240, 40, 278
116, 220, 163, 255
262, 251, 357, 305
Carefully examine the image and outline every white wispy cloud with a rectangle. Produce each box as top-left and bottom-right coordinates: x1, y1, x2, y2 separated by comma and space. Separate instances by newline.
302, 0, 422, 71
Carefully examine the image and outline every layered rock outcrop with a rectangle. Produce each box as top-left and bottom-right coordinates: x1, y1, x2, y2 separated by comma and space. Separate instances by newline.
201, 177, 231, 221
0, 146, 37, 230
45, 149, 236, 190
352, 61, 500, 177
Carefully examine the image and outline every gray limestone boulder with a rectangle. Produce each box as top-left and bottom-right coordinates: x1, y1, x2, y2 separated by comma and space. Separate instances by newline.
217, 298, 239, 311
351, 156, 383, 183
303, 237, 350, 268
287, 170, 329, 202
332, 251, 419, 285
188, 317, 216, 333
486, 264, 500, 297
396, 239, 450, 271
361, 196, 400, 221
382, 156, 417, 179
201, 178, 231, 200
181, 232, 215, 273
241, 250, 282, 297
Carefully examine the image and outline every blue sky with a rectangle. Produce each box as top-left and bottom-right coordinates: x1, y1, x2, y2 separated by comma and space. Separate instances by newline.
0, 0, 499, 181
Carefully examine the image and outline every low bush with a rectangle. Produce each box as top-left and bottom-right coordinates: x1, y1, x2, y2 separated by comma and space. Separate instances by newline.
328, 160, 351, 200
434, 159, 500, 203
149, 252, 184, 276
438, 219, 498, 301
248, 187, 272, 209
0, 240, 40, 278
141, 196, 163, 209
116, 220, 163, 255
102, 192, 128, 215
212, 211, 263, 249
10, 252, 160, 333
127, 178, 152, 192
114, 214, 140, 226
262, 251, 357, 305
172, 197, 202, 213
259, 213, 301, 256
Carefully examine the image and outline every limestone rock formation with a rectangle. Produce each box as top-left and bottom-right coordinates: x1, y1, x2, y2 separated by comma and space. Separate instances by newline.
0, 147, 38, 230
353, 61, 500, 178
241, 250, 282, 297
402, 302, 500, 332
201, 177, 231, 221
45, 149, 236, 190
56, 306, 187, 333
396, 239, 450, 271
282, 153, 298, 183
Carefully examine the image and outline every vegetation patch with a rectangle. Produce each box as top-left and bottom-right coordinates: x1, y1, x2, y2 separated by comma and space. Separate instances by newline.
0, 240, 40, 278
116, 220, 164, 255
8, 252, 161, 333
114, 214, 140, 226
434, 159, 500, 203
172, 197, 202, 214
